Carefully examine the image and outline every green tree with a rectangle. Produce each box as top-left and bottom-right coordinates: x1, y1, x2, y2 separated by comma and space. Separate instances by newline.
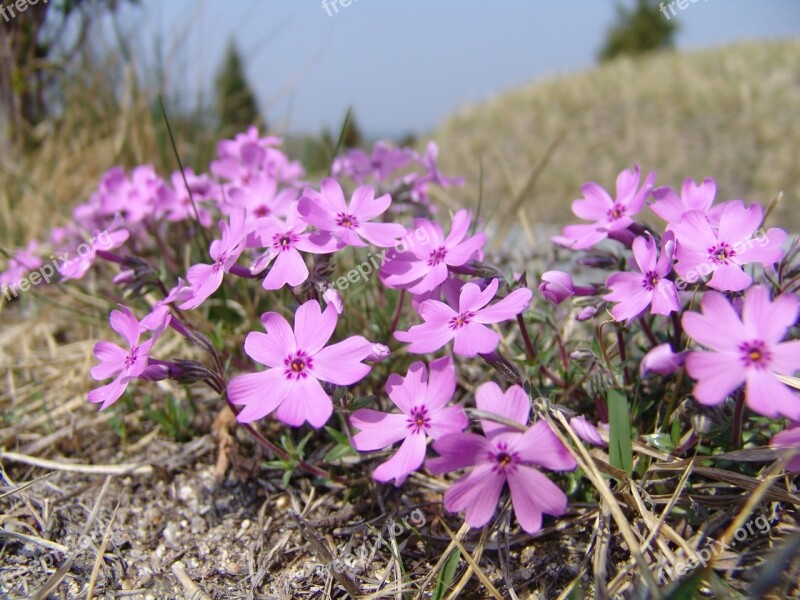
599, 0, 678, 62
215, 41, 263, 136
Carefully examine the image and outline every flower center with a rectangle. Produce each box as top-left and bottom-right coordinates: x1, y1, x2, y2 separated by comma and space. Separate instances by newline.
708, 242, 735, 265
738, 340, 771, 369
642, 271, 660, 291
123, 347, 140, 370
336, 213, 359, 229
284, 350, 313, 380
448, 311, 475, 330
406, 406, 431, 434
255, 205, 270, 218
607, 203, 625, 221
489, 442, 520, 474
273, 232, 298, 252
428, 246, 447, 266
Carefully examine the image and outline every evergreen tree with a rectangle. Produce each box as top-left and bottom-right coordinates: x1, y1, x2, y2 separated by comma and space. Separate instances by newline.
599, 0, 678, 62
215, 41, 263, 135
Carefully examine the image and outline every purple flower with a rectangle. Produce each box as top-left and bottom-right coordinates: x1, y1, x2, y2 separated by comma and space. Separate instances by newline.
671, 201, 786, 292
180, 209, 248, 309
88, 306, 167, 410
249, 208, 339, 291
650, 177, 722, 226
770, 424, 800, 472
59, 226, 130, 281
0, 241, 43, 291
640, 343, 684, 377
227, 300, 373, 428
332, 142, 412, 183
298, 178, 406, 248
350, 357, 467, 485
603, 232, 679, 322
211, 127, 303, 184
552, 166, 655, 250
569, 416, 608, 447
682, 286, 800, 420
156, 169, 217, 227
223, 172, 296, 223
380, 210, 486, 294
394, 279, 533, 356
539, 271, 575, 304
428, 382, 576, 534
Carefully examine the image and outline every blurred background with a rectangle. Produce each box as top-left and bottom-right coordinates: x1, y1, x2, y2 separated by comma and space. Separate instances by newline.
1, 0, 799, 247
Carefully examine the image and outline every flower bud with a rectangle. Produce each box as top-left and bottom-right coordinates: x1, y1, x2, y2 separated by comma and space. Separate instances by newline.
539, 271, 574, 304
640, 343, 683, 376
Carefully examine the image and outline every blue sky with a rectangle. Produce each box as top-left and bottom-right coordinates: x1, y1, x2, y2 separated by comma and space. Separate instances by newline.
129, 0, 800, 137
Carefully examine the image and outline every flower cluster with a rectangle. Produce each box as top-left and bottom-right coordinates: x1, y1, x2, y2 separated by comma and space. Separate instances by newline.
2, 128, 577, 535
546, 167, 800, 465
7, 128, 800, 547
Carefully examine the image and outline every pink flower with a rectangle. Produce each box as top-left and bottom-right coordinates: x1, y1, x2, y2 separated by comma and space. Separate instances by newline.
179, 209, 248, 309
89, 306, 167, 410
682, 286, 800, 420
298, 178, 406, 248
350, 357, 468, 485
249, 208, 339, 291
227, 300, 373, 428
332, 142, 412, 183
603, 232, 679, 322
380, 210, 486, 294
223, 172, 296, 223
428, 383, 576, 534
539, 271, 575, 304
770, 424, 800, 472
552, 166, 655, 250
640, 343, 684, 376
671, 201, 786, 292
569, 416, 608, 447
59, 226, 130, 281
156, 169, 216, 227
650, 177, 722, 226
394, 279, 533, 356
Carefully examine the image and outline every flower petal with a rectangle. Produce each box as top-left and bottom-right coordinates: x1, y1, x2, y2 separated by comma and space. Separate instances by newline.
274, 376, 333, 428
744, 369, 800, 420
443, 463, 505, 529
507, 466, 568, 534
476, 382, 529, 435
685, 350, 744, 406
515, 420, 577, 469
350, 409, 409, 450
312, 336, 372, 385
294, 300, 337, 355
373, 432, 428, 485
229, 369, 290, 423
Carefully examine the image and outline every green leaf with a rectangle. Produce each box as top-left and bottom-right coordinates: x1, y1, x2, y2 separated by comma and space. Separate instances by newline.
432, 549, 461, 600
324, 426, 352, 445
324, 443, 357, 462
608, 389, 633, 474
642, 433, 675, 452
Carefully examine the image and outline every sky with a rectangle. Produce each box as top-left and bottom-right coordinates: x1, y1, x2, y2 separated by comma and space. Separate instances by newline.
125, 0, 800, 137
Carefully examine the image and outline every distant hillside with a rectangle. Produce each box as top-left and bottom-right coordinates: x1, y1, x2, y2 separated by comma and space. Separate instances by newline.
433, 40, 800, 243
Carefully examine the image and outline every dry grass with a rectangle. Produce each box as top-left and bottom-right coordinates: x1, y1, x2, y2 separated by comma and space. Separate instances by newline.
434, 39, 800, 242
2, 40, 800, 599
